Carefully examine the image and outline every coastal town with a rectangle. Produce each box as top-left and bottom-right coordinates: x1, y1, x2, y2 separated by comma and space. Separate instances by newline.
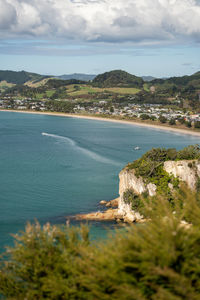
0, 69, 200, 130
1, 96, 200, 127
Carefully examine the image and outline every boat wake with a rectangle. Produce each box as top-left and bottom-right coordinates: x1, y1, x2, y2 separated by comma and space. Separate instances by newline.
41, 132, 121, 166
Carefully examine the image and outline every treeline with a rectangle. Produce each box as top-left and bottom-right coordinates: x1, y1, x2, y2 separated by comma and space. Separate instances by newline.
46, 100, 75, 112
46, 79, 87, 89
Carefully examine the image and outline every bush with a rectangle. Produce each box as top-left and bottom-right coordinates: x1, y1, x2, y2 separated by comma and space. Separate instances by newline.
140, 113, 150, 120
1, 191, 200, 299
159, 115, 167, 123
194, 121, 200, 129
177, 144, 200, 160
150, 115, 156, 121
185, 121, 192, 128
178, 117, 185, 124
169, 118, 176, 125
123, 189, 142, 211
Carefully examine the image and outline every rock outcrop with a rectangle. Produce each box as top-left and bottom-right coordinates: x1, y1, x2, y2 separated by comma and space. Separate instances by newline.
74, 156, 200, 224
75, 209, 119, 221
164, 160, 200, 190
118, 160, 200, 223
117, 168, 157, 222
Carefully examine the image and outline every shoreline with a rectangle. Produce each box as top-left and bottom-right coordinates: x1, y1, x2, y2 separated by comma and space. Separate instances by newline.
1, 109, 200, 137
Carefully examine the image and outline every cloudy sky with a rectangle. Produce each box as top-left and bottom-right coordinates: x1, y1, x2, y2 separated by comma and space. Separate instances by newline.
0, 0, 200, 77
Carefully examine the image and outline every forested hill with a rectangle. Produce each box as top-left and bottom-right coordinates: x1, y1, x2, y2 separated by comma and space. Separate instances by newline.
92, 70, 144, 88
0, 70, 49, 85
151, 71, 200, 89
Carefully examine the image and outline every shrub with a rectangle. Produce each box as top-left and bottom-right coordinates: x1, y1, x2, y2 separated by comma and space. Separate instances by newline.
186, 121, 192, 128
178, 117, 185, 124
177, 144, 200, 160
1, 191, 200, 299
123, 189, 142, 211
169, 118, 176, 125
150, 115, 156, 121
140, 113, 150, 120
159, 115, 167, 123
194, 121, 200, 129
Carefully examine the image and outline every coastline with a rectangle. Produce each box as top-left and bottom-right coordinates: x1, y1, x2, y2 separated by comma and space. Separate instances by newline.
1, 109, 200, 137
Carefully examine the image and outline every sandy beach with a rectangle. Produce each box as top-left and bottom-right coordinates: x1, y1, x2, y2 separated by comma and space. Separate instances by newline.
1, 109, 200, 137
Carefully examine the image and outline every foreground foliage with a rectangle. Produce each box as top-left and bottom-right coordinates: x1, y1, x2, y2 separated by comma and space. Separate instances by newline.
1, 189, 200, 299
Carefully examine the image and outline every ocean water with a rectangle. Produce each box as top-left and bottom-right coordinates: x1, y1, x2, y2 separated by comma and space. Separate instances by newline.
0, 111, 199, 252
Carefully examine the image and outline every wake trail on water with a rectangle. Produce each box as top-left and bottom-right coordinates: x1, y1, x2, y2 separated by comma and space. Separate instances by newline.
41, 132, 121, 166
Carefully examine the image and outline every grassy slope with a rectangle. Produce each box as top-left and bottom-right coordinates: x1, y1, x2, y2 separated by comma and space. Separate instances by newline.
0, 80, 15, 91
67, 85, 141, 96
24, 77, 54, 88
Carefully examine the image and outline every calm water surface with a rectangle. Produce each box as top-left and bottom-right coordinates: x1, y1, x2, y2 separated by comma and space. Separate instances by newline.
0, 111, 199, 251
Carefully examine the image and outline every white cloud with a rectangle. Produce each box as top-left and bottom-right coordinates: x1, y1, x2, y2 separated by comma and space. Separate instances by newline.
1, 0, 200, 44
0, 0, 17, 29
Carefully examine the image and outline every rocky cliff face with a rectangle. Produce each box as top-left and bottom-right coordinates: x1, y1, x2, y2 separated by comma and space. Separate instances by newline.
164, 160, 200, 190
118, 160, 200, 222
118, 168, 142, 222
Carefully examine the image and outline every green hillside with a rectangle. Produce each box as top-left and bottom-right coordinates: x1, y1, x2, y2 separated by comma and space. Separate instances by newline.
92, 70, 144, 88
152, 71, 200, 90
0, 70, 49, 85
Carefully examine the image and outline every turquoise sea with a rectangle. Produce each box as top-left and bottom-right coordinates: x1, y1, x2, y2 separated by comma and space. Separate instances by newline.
0, 111, 199, 252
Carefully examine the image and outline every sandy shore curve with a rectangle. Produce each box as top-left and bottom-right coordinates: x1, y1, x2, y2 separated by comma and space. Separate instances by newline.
1, 109, 200, 138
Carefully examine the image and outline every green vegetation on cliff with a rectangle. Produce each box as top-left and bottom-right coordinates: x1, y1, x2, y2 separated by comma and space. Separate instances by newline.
128, 145, 200, 178
126, 145, 200, 205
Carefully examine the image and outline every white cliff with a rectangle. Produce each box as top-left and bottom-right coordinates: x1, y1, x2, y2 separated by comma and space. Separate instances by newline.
118, 168, 157, 222
118, 160, 200, 223
164, 160, 200, 190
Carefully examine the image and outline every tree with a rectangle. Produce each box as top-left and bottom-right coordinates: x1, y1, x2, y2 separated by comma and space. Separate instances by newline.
185, 121, 192, 128
194, 121, 200, 129
159, 115, 167, 123
169, 118, 176, 125
140, 113, 150, 120
110, 106, 114, 113
178, 117, 185, 124
150, 115, 156, 121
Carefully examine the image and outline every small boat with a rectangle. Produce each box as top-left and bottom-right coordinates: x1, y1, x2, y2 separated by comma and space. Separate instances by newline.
134, 146, 141, 150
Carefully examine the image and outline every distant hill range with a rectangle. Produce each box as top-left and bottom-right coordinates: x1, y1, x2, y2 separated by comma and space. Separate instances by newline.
58, 74, 156, 82
57, 73, 96, 81
0, 69, 200, 93
142, 76, 156, 82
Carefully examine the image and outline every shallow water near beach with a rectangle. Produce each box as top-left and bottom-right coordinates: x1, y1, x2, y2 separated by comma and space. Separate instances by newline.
0, 111, 199, 252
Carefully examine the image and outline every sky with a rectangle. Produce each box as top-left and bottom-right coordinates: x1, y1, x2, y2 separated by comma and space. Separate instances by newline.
0, 0, 200, 77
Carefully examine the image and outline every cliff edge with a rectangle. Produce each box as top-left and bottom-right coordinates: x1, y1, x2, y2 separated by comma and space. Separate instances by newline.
118, 145, 200, 223
74, 145, 200, 223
